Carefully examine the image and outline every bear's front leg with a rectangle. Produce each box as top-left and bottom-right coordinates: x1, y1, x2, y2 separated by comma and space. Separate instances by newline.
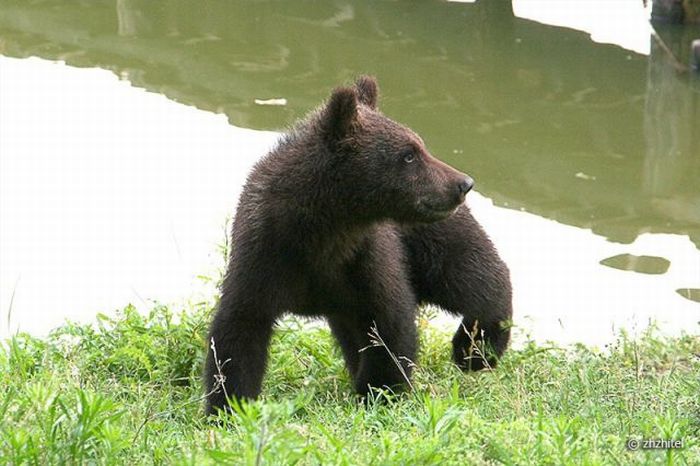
339, 232, 420, 398
353, 309, 418, 397
204, 301, 276, 415
328, 314, 364, 377
329, 308, 418, 388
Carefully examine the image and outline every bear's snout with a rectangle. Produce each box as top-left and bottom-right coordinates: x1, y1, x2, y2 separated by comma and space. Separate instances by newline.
457, 176, 474, 198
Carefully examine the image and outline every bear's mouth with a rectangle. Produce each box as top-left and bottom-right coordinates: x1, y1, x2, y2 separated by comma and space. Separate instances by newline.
417, 200, 461, 220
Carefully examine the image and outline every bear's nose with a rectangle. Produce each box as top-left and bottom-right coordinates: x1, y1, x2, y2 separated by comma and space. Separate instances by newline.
458, 176, 474, 197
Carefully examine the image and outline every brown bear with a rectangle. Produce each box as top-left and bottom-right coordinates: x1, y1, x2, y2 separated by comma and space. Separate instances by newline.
204, 76, 512, 414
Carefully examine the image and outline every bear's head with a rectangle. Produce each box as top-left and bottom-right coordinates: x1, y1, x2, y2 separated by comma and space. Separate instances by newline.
320, 76, 473, 224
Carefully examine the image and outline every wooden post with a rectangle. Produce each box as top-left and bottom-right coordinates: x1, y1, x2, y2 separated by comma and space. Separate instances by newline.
652, 0, 700, 23
684, 0, 700, 23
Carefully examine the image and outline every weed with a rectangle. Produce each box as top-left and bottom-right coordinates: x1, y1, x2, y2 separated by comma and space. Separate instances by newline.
1, 302, 698, 464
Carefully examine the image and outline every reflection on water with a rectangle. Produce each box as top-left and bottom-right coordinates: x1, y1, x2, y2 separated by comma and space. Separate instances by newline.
0, 57, 278, 337
1, 57, 697, 346
0, 2, 699, 342
0, 0, 698, 249
599, 254, 670, 274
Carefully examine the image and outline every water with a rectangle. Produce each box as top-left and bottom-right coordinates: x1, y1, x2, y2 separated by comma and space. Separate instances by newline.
1, 1, 698, 344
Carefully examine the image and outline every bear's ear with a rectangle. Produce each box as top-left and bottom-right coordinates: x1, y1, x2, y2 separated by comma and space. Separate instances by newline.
355, 75, 378, 109
323, 86, 358, 143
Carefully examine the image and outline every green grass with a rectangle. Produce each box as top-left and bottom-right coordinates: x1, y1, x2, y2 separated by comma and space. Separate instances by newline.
1, 302, 698, 465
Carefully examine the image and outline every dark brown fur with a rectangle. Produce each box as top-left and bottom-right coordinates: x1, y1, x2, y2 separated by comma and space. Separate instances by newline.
204, 76, 512, 414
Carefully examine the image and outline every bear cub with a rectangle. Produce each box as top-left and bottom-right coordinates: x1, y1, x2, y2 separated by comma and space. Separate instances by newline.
204, 76, 512, 414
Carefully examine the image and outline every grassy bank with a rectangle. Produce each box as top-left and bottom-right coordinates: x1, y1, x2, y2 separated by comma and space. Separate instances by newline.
1, 303, 698, 465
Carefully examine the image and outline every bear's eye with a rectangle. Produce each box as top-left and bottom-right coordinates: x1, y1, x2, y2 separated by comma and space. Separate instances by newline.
403, 151, 416, 164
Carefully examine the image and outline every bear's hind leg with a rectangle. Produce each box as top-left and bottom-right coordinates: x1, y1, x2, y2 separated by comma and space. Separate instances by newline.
204, 307, 276, 415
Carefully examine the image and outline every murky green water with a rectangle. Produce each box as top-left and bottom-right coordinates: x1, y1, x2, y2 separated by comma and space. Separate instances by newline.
0, 0, 698, 248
